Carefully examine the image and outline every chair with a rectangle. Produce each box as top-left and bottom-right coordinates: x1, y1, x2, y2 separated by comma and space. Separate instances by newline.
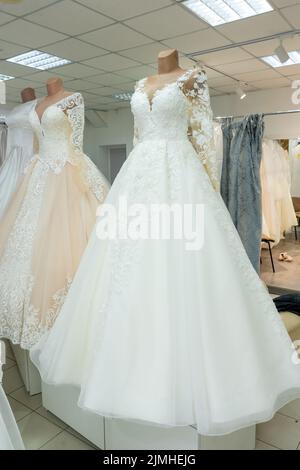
261, 236, 276, 273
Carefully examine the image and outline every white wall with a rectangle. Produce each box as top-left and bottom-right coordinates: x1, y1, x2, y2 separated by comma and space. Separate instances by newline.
83, 86, 300, 165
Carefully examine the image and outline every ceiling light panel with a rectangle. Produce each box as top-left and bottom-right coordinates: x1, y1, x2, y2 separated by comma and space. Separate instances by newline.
0, 74, 14, 81
7, 50, 72, 71
113, 92, 133, 102
182, 0, 273, 26
262, 51, 300, 67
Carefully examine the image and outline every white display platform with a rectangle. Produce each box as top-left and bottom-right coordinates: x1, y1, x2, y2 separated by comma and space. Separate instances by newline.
11, 343, 41, 396
42, 382, 105, 449
42, 381, 256, 450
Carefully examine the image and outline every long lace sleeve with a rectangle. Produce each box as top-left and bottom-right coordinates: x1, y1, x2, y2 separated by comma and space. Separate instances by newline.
179, 68, 219, 191
59, 92, 84, 156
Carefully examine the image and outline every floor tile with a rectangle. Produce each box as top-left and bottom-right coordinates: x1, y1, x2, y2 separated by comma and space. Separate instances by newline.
40, 430, 95, 450
10, 387, 42, 410
257, 413, 300, 450
2, 365, 23, 394
255, 439, 280, 450
17, 412, 62, 450
66, 426, 99, 449
279, 399, 300, 420
36, 406, 69, 430
7, 396, 32, 422
3, 340, 15, 360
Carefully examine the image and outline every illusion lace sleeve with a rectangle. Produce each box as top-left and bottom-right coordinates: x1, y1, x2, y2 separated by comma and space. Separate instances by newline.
60, 92, 84, 156
179, 68, 219, 191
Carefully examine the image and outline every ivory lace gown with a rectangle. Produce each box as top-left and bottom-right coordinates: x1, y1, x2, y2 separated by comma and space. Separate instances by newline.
0, 92, 109, 349
0, 100, 36, 220
32, 69, 300, 436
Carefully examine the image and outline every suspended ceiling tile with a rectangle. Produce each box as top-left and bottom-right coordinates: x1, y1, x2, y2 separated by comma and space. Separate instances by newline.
63, 79, 102, 91
0, 11, 15, 25
82, 53, 140, 72
116, 65, 156, 80
86, 73, 130, 86
203, 68, 225, 78
196, 47, 252, 66
78, 24, 152, 51
124, 5, 207, 41
216, 11, 291, 42
234, 69, 283, 82
26, 0, 114, 36
164, 29, 231, 54
207, 76, 237, 87
250, 77, 292, 89
5, 77, 43, 90
120, 43, 169, 64
21, 70, 66, 82
52, 63, 100, 78
76, 0, 173, 21
273, 0, 300, 7
89, 86, 121, 96
41, 39, 108, 62
0, 59, 37, 77
0, 40, 29, 60
0, 19, 67, 48
215, 58, 268, 75
275, 63, 300, 75
117, 82, 136, 92
280, 4, 300, 28
0, 0, 58, 16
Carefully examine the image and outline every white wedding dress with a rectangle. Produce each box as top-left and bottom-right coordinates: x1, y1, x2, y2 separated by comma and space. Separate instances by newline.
0, 100, 36, 220
0, 387, 24, 450
31, 68, 300, 436
0, 93, 109, 349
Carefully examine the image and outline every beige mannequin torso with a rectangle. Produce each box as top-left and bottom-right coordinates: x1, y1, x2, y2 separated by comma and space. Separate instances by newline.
144, 49, 187, 105
35, 77, 73, 121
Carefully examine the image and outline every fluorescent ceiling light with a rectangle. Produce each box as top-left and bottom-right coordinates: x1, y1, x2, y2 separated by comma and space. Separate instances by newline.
113, 92, 133, 102
182, 0, 273, 26
262, 50, 300, 68
7, 50, 71, 70
0, 74, 14, 81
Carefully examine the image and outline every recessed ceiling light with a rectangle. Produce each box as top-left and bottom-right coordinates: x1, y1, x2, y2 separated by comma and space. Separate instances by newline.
7, 50, 72, 70
113, 92, 133, 102
0, 74, 14, 81
182, 0, 273, 26
262, 51, 300, 68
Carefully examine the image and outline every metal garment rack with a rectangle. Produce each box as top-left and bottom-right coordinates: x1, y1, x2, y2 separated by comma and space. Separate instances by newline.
215, 109, 300, 120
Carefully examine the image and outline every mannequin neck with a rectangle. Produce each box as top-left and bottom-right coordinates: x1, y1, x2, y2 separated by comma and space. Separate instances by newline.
158, 49, 182, 75
21, 88, 36, 103
46, 78, 64, 97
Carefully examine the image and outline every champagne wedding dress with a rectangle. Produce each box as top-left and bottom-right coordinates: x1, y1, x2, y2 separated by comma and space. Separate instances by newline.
32, 68, 300, 436
0, 92, 109, 349
0, 100, 36, 220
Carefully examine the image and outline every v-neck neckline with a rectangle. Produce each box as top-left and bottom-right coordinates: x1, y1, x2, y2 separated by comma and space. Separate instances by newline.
34, 92, 78, 124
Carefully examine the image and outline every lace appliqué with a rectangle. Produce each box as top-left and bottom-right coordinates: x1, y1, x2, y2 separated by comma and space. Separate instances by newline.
178, 68, 220, 191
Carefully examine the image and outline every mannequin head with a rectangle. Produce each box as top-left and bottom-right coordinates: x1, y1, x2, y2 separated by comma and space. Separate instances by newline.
46, 77, 64, 96
21, 87, 36, 103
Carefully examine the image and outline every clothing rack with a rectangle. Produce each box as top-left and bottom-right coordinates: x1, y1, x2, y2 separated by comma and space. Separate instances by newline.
215, 109, 300, 120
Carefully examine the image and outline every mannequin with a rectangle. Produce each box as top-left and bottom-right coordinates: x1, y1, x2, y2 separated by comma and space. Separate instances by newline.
21, 87, 36, 103
35, 77, 73, 121
144, 49, 187, 102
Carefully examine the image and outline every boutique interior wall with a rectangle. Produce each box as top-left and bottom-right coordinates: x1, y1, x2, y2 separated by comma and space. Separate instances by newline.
84, 85, 300, 172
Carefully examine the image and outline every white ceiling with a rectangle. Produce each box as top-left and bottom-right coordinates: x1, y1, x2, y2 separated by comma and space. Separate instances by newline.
0, 0, 299, 109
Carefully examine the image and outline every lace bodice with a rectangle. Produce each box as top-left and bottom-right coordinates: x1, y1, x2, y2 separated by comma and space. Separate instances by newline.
6, 100, 36, 150
132, 67, 219, 190
29, 92, 84, 174
27, 92, 108, 202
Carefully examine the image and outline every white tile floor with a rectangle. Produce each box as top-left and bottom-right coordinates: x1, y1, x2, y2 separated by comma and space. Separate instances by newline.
3, 340, 300, 450
2, 341, 96, 450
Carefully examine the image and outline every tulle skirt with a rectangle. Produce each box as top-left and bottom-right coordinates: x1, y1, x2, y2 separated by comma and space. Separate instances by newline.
0, 146, 32, 220
0, 156, 107, 349
31, 139, 300, 436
